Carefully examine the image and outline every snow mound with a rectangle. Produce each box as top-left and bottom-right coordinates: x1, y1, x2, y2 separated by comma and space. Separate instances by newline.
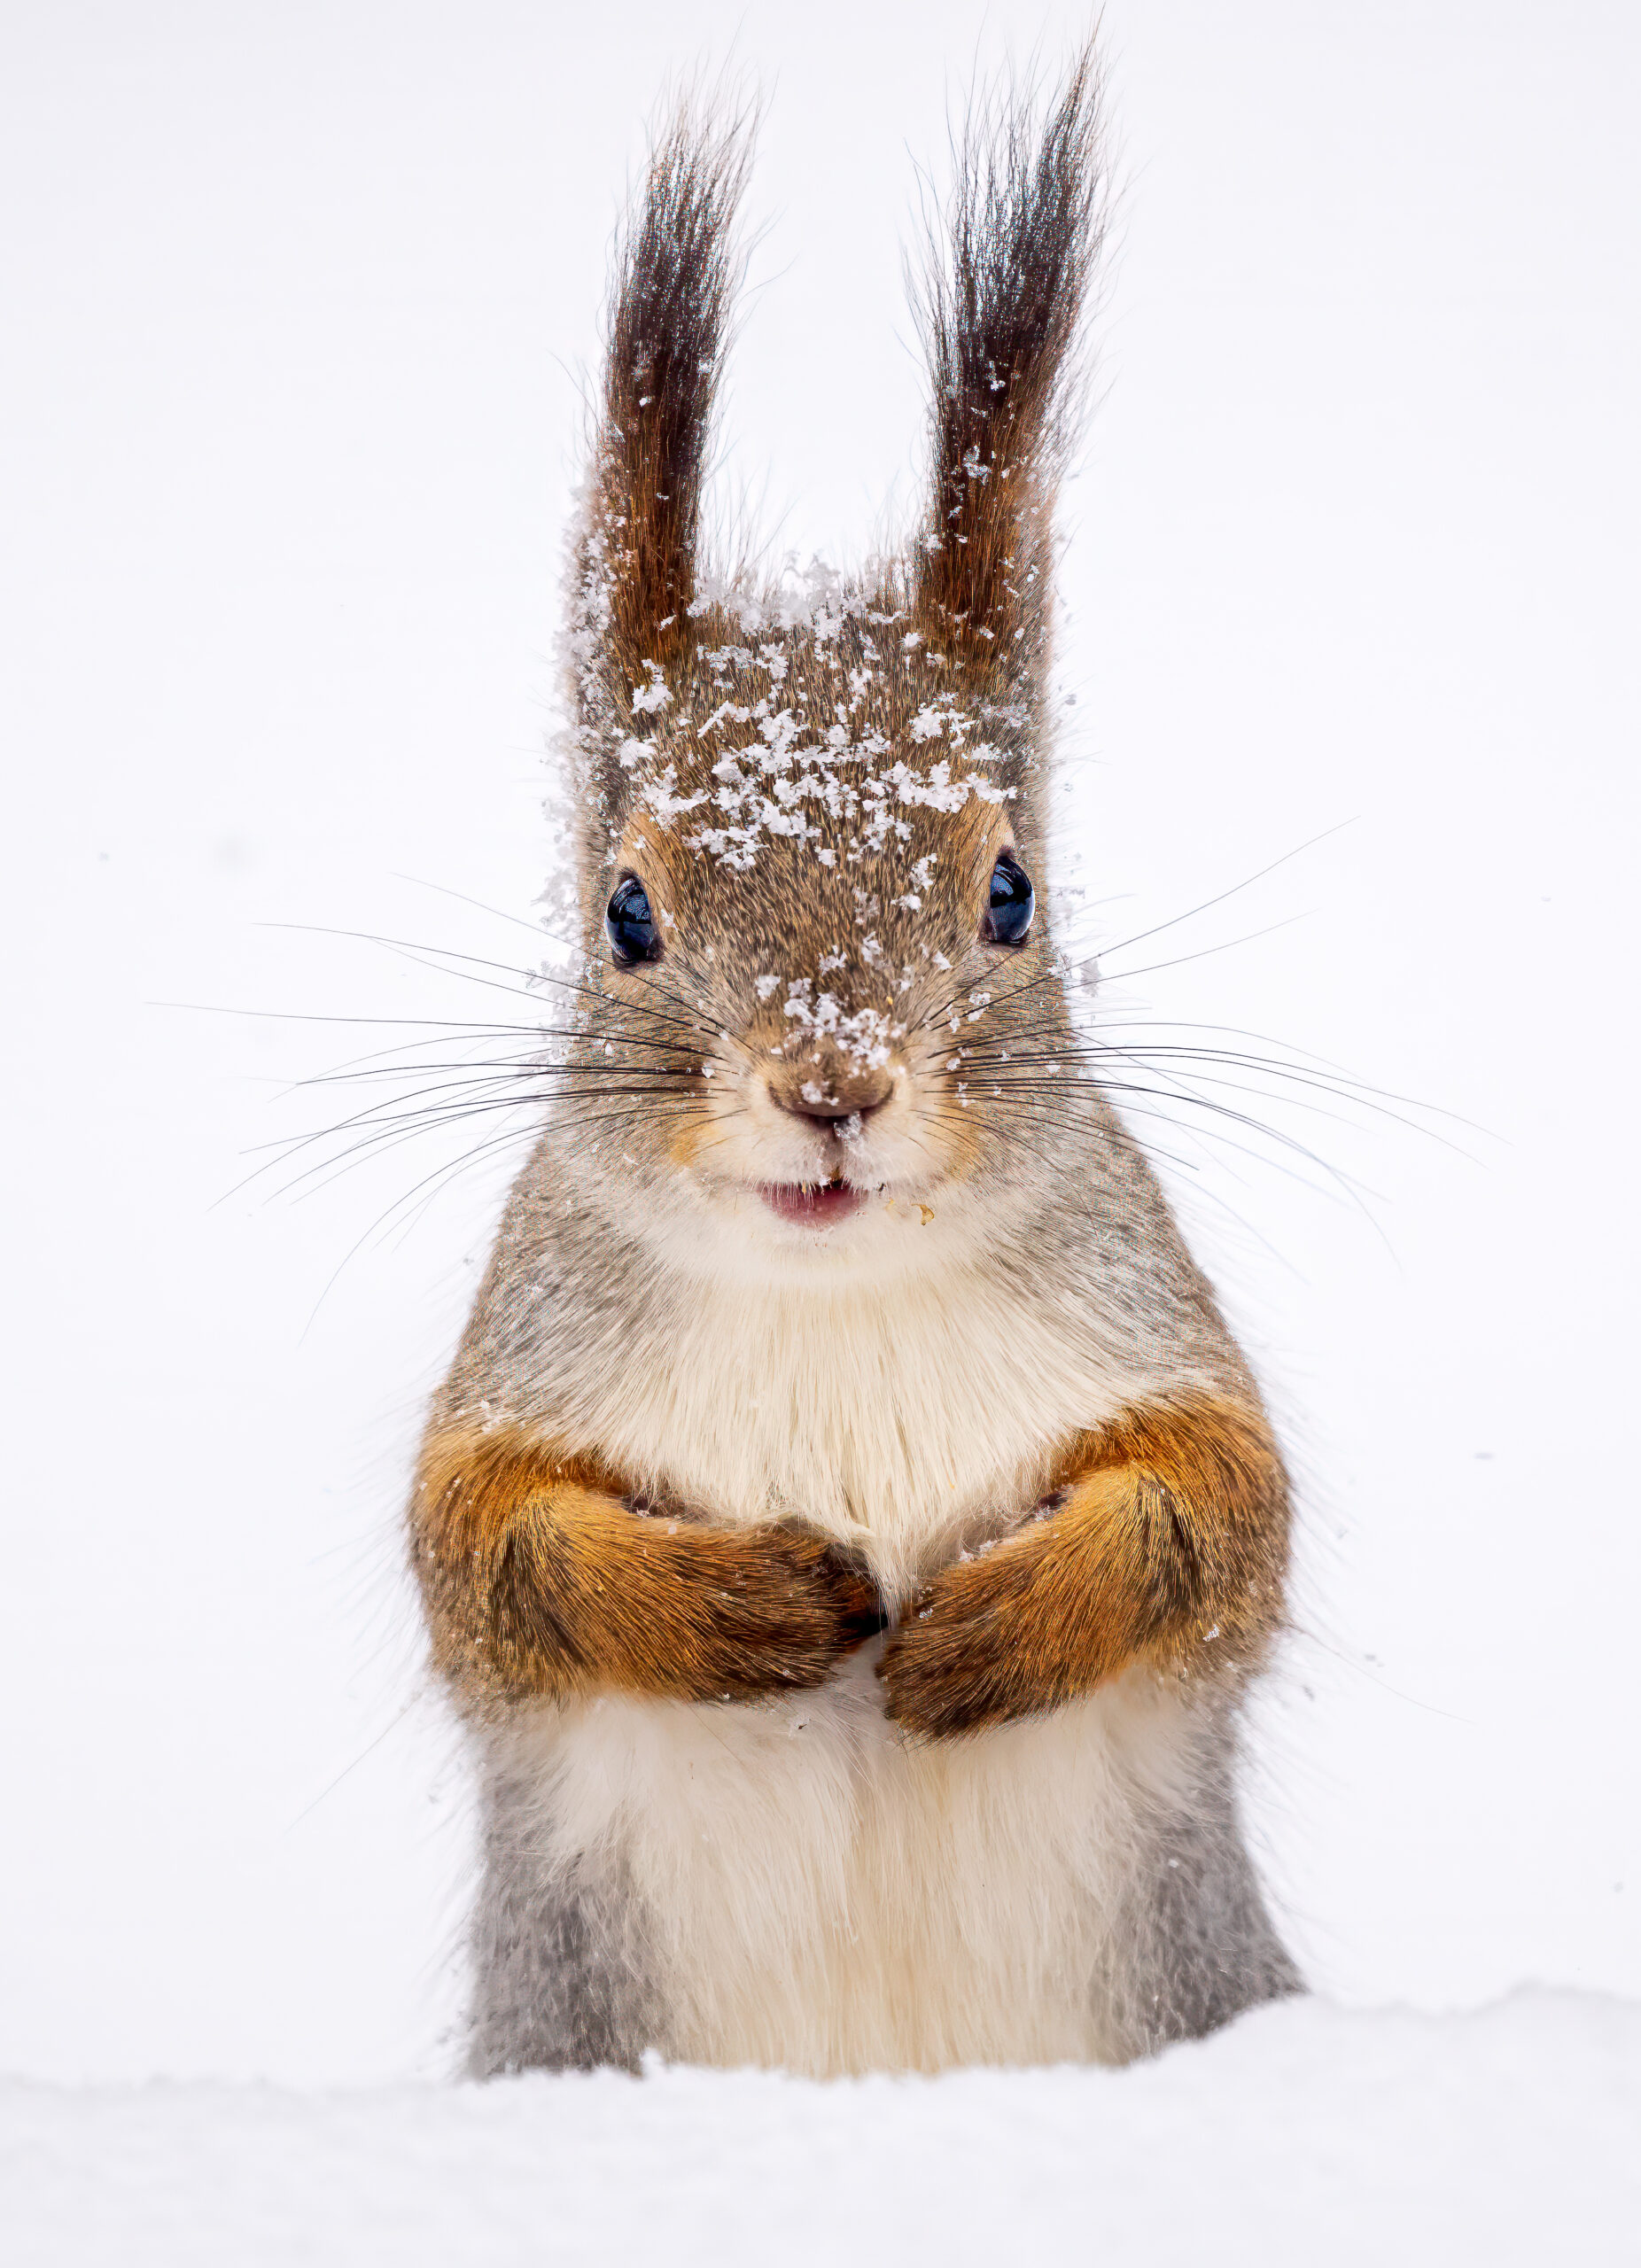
5, 1992, 1637, 2267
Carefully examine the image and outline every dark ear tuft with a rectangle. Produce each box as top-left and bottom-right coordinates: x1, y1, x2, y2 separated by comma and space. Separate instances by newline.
914, 48, 1108, 667
579, 95, 756, 718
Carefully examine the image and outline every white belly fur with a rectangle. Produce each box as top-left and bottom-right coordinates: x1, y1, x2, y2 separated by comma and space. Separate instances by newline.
494, 1654, 1202, 2074
491, 1254, 1213, 2071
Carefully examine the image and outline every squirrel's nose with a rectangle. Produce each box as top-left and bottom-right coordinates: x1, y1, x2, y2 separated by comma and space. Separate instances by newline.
767, 1065, 893, 1129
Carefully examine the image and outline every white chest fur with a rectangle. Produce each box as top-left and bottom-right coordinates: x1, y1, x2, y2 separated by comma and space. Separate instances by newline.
591, 1256, 1180, 1602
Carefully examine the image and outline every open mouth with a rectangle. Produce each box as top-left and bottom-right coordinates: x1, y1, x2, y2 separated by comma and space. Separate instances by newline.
759, 1180, 865, 1227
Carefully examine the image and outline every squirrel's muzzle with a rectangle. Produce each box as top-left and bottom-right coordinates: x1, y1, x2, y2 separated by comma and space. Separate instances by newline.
766, 1060, 893, 1130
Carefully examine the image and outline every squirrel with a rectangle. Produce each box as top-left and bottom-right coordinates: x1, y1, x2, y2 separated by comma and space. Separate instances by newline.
410, 48, 1303, 2078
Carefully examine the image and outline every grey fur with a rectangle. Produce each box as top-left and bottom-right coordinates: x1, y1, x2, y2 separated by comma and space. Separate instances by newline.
1107, 1715, 1303, 2055
468, 1760, 659, 2077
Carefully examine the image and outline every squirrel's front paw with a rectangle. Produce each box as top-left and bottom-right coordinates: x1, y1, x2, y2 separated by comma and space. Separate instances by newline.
677, 1530, 884, 1702
877, 1535, 1081, 1739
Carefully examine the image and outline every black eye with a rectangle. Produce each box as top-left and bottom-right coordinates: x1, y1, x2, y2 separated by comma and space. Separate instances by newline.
605, 873, 663, 967
983, 850, 1034, 946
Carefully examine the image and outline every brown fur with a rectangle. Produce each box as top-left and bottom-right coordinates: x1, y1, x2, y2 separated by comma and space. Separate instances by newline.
914, 50, 1105, 663
879, 1395, 1288, 1738
414, 1426, 883, 1710
569, 68, 1107, 932
585, 103, 753, 704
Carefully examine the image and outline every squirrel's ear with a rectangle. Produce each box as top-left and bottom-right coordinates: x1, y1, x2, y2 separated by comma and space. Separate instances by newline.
576, 98, 754, 711
913, 51, 1107, 669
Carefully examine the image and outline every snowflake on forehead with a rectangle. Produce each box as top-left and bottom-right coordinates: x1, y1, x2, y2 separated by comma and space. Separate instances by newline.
609, 607, 1019, 882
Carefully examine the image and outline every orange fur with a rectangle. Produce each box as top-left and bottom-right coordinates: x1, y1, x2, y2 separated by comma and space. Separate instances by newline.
413, 1425, 883, 1709
879, 1394, 1288, 1737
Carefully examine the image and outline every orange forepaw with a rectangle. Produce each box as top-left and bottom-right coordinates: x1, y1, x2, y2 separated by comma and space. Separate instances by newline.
879, 1395, 1287, 1739
414, 1426, 883, 1708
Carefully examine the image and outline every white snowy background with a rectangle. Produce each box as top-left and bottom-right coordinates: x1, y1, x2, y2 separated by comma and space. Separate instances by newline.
3, 0, 1637, 2256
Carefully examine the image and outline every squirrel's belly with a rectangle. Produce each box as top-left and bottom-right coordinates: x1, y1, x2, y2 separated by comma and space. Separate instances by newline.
491, 1651, 1202, 2075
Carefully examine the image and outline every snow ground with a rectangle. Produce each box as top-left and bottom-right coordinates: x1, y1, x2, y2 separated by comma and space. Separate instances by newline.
7, 1995, 1637, 2267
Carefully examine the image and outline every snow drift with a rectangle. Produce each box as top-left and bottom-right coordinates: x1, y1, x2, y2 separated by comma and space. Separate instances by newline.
5, 1992, 1637, 2266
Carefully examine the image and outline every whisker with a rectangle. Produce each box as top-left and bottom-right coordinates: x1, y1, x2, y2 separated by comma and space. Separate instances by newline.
258, 922, 716, 1042
1086, 821, 1355, 967
1099, 913, 1309, 987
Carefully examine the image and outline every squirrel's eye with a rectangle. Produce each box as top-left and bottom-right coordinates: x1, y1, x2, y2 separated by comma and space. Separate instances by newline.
605, 874, 663, 967
982, 850, 1034, 946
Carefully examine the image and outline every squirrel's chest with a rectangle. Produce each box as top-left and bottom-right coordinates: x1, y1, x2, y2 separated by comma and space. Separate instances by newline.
591, 1268, 1150, 1600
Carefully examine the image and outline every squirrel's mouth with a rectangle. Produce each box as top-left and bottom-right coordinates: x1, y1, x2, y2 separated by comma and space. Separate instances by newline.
758, 1179, 864, 1227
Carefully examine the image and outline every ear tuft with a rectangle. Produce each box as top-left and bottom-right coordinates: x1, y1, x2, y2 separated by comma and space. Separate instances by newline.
578, 93, 757, 720
914, 48, 1108, 666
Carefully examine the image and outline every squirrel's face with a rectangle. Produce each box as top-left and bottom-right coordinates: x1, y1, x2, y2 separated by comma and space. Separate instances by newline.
557, 70, 1104, 1274
571, 605, 1076, 1275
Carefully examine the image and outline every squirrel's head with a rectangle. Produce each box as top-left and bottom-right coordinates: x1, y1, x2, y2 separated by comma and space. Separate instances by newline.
555, 62, 1108, 1278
